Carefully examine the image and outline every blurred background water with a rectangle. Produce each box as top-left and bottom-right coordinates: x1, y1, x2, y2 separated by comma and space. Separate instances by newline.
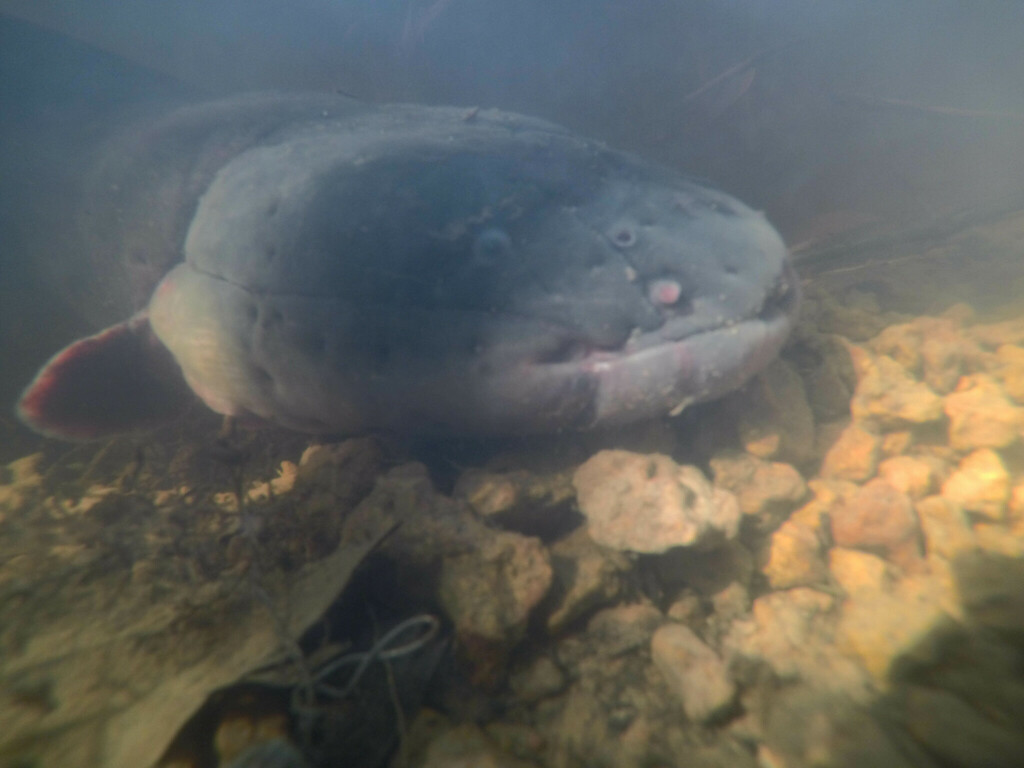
3, 3, 1024, 768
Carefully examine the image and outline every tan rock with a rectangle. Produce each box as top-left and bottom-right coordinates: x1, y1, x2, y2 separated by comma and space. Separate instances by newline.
995, 344, 1024, 402
849, 347, 944, 427
762, 520, 827, 589
880, 430, 913, 457
818, 421, 881, 482
794, 479, 858, 530
829, 548, 890, 596
944, 374, 1024, 451
870, 317, 972, 394
585, 603, 665, 657
919, 319, 971, 394
940, 448, 1010, 520
915, 495, 976, 559
573, 451, 740, 554
439, 531, 553, 686
666, 592, 703, 624
970, 317, 1024, 348
509, 655, 566, 703
709, 451, 808, 531
994, 343, 1024, 364
830, 478, 921, 567
731, 358, 817, 465
876, 455, 936, 499
454, 468, 575, 535
651, 624, 735, 723
836, 578, 957, 685
455, 470, 519, 517
972, 523, 1024, 557
545, 528, 630, 634
870, 322, 922, 372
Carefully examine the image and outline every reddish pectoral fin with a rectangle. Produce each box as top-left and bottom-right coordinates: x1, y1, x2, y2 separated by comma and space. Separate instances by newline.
16, 313, 193, 440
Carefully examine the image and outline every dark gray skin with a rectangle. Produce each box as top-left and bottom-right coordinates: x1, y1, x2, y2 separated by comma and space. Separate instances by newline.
17, 93, 799, 439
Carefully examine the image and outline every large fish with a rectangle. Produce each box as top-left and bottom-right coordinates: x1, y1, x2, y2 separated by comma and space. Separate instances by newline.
16, 93, 799, 439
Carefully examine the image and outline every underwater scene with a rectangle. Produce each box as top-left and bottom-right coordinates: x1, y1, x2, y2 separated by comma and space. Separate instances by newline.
2, 2, 1024, 767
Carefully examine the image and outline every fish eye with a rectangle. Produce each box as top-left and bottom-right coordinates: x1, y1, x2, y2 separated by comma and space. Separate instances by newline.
472, 228, 513, 266
610, 223, 637, 248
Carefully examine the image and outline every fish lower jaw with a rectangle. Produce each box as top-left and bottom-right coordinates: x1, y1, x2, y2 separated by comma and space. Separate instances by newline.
574, 309, 796, 427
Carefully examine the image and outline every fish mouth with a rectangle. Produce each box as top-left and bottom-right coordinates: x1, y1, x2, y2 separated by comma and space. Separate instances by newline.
523, 260, 801, 428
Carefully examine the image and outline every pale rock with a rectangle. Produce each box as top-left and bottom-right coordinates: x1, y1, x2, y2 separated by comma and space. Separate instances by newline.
731, 358, 817, 465
876, 455, 936, 499
651, 624, 736, 723
573, 451, 740, 554
944, 374, 1024, 451
916, 495, 976, 560
848, 347, 944, 427
762, 520, 827, 590
941, 448, 1010, 520
818, 421, 881, 482
829, 548, 890, 596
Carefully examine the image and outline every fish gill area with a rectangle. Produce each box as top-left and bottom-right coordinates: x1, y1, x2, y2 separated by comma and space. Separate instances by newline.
3, 207, 1024, 768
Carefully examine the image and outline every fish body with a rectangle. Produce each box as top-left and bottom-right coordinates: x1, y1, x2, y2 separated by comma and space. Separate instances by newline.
17, 94, 798, 439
